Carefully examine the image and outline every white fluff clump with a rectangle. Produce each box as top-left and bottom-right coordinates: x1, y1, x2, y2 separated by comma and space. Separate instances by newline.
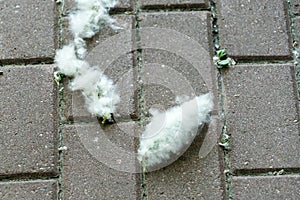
138, 93, 214, 171
70, 0, 119, 38
54, 44, 120, 119
54, 0, 120, 120
70, 67, 120, 117
54, 44, 89, 77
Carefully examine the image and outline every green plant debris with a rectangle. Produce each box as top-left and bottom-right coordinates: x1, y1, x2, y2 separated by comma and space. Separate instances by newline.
219, 131, 231, 150
272, 169, 285, 176
213, 49, 236, 68
98, 113, 115, 124
217, 49, 227, 59
125, 11, 136, 15
141, 159, 147, 173
54, 71, 64, 86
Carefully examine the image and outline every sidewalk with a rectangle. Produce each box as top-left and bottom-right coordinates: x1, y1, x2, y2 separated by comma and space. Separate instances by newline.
0, 0, 299, 199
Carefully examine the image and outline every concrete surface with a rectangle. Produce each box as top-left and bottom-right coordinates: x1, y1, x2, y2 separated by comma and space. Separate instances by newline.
0, 0, 300, 199
0, 0, 56, 63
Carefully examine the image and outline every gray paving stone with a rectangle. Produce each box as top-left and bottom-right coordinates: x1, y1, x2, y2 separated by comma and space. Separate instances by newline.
63, 0, 133, 15
63, 15, 137, 121
232, 175, 300, 200
294, 18, 300, 41
217, 0, 292, 59
146, 127, 224, 199
112, 0, 134, 11
0, 180, 57, 200
0, 0, 56, 62
224, 64, 300, 171
140, 0, 209, 9
138, 15, 221, 199
142, 49, 210, 112
0, 65, 57, 176
139, 11, 216, 112
62, 124, 139, 199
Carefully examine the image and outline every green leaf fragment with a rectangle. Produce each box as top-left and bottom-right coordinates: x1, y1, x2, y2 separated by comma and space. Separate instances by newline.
125, 11, 136, 15
217, 59, 230, 67
217, 49, 227, 59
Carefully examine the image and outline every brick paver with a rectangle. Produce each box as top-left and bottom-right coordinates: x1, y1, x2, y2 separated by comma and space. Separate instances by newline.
62, 124, 138, 199
217, 0, 292, 59
139, 11, 215, 110
232, 175, 300, 199
1, 0, 300, 199
224, 64, 300, 171
0, 0, 56, 62
146, 143, 224, 199
137, 10, 223, 199
64, 15, 137, 121
63, 0, 133, 14
0, 180, 57, 200
0, 65, 57, 176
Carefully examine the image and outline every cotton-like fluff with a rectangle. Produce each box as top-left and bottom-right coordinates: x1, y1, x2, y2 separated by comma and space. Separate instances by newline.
70, 0, 118, 38
70, 67, 120, 118
54, 44, 89, 76
138, 93, 213, 171
55, 0, 120, 120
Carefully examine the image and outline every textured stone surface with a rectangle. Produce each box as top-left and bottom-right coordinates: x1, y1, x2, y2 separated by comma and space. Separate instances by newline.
142, 49, 209, 112
112, 0, 134, 11
0, 180, 57, 200
140, 0, 209, 8
146, 126, 224, 199
63, 0, 133, 14
138, 12, 222, 196
294, 18, 300, 41
217, 0, 292, 59
0, 65, 57, 176
0, 0, 56, 62
224, 64, 300, 171
232, 175, 300, 199
64, 15, 137, 121
63, 124, 139, 199
139, 11, 215, 112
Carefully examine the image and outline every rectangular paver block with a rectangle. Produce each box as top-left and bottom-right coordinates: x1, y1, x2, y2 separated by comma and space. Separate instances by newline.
224, 64, 300, 171
63, 15, 137, 122
0, 180, 57, 200
62, 124, 139, 199
139, 11, 216, 111
0, 0, 56, 62
63, 0, 133, 15
0, 65, 58, 176
217, 0, 292, 59
232, 175, 300, 200
146, 130, 224, 199
140, 0, 209, 9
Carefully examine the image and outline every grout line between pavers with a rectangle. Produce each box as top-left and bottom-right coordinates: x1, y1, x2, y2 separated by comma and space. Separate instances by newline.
139, 7, 210, 13
134, 1, 149, 199
139, 3, 210, 11
287, 0, 300, 102
0, 59, 54, 67
0, 175, 58, 183
56, 1, 66, 200
210, 0, 233, 199
230, 59, 294, 65
234, 168, 300, 177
